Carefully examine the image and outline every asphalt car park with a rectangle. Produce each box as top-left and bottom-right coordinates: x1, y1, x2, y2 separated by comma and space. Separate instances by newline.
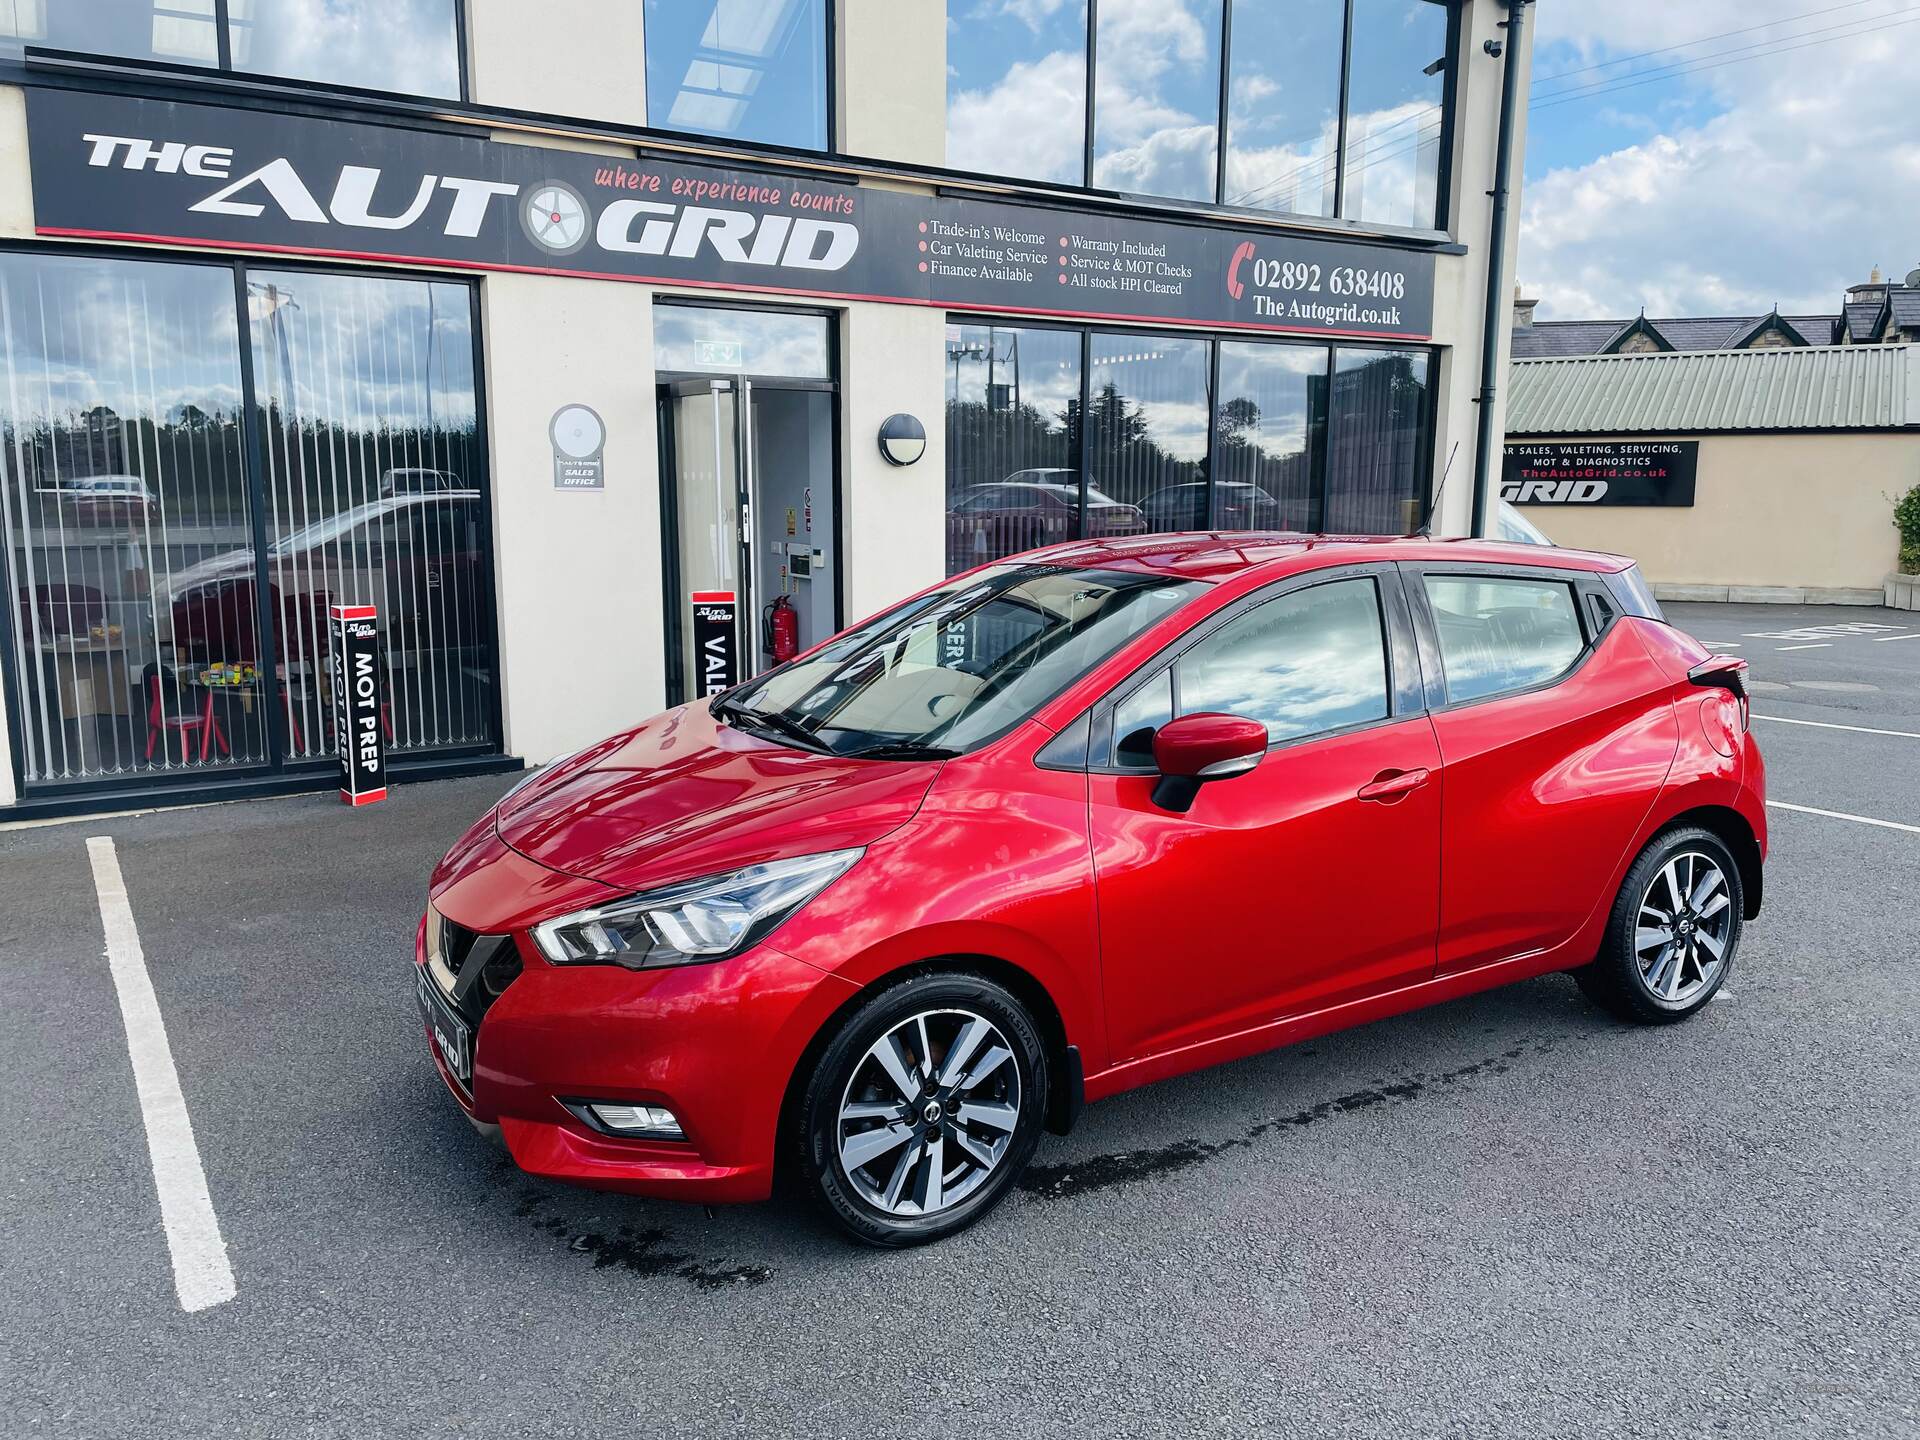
2, 600, 1915, 1438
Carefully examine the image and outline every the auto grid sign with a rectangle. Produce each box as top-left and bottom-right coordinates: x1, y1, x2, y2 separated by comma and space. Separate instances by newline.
1501, 441, 1700, 507
26, 88, 1436, 343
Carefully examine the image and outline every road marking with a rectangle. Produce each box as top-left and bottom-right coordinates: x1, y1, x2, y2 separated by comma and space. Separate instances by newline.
85, 836, 236, 1314
1700, 641, 1742, 648
1751, 714, 1920, 739
1774, 643, 1831, 651
1873, 632, 1920, 643
1767, 801, 1920, 836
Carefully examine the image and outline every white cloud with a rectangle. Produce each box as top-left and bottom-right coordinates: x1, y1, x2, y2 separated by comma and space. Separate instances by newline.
947, 48, 1087, 184
1520, 3, 1920, 318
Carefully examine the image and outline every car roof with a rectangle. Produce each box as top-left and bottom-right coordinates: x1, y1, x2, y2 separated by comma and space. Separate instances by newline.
1020, 531, 1634, 582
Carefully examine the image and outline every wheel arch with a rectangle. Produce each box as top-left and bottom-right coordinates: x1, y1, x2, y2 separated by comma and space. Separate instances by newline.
774, 952, 1081, 1185
1657, 804, 1764, 919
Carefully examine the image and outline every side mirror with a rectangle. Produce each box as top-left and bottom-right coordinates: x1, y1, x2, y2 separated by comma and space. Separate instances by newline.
1150, 712, 1269, 813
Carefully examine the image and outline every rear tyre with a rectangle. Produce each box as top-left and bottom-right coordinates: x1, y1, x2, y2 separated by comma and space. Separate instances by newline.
797, 971, 1048, 1247
1575, 825, 1744, 1025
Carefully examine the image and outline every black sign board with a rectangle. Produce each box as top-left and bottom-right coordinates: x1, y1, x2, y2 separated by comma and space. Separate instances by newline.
330, 603, 387, 806
691, 591, 739, 698
1501, 441, 1699, 507
26, 88, 1436, 343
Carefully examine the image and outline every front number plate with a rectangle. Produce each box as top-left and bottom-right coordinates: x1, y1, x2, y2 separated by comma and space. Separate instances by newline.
415, 966, 472, 1085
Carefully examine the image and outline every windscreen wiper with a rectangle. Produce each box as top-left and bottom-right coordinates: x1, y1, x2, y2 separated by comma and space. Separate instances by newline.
713, 695, 831, 753
843, 741, 960, 761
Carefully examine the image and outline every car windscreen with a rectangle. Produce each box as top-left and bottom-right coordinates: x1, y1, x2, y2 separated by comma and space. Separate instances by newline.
721, 565, 1205, 757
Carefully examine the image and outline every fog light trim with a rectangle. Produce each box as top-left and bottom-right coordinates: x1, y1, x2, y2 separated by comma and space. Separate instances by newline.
567, 1099, 686, 1141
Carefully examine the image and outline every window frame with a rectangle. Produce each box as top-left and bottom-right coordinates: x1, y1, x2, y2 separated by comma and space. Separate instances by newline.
1085, 560, 1424, 774
1398, 561, 1622, 712
0, 237, 503, 804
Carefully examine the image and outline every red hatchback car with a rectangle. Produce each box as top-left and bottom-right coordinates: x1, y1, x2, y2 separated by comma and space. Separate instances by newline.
417, 534, 1765, 1246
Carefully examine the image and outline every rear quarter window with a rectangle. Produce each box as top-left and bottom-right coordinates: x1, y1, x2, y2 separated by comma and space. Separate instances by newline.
1423, 575, 1586, 704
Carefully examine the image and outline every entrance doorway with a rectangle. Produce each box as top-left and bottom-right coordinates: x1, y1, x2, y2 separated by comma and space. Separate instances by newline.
655, 303, 839, 707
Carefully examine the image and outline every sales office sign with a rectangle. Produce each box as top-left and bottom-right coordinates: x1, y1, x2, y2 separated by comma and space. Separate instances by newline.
25, 88, 1436, 342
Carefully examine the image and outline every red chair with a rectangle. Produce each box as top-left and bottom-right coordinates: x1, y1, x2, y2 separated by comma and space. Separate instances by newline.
144, 670, 229, 763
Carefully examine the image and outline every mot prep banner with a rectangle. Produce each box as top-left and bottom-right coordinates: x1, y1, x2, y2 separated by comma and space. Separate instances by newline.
330, 604, 386, 806
1501, 441, 1699, 507
27, 89, 1434, 343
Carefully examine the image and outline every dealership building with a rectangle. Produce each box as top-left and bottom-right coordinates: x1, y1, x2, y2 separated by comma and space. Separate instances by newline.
0, 0, 1532, 818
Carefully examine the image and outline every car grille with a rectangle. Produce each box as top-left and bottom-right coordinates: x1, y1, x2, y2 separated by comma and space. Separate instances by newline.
435, 911, 522, 1029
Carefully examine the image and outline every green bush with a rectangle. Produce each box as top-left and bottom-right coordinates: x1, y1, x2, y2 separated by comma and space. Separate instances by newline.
1899, 481, 1920, 575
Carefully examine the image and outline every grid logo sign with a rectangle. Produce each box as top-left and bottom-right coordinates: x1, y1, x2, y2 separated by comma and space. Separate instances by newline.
28, 89, 1435, 344
1501, 442, 1699, 507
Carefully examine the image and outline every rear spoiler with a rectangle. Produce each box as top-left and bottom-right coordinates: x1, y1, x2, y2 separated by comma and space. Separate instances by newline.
1688, 654, 1749, 698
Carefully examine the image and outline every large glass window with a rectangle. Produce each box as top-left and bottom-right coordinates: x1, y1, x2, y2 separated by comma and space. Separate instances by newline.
1221, 0, 1344, 216
1422, 576, 1585, 704
1, 0, 462, 96
227, 0, 461, 98
937, 0, 1449, 225
1087, 333, 1210, 536
1091, 0, 1224, 203
247, 270, 488, 759
1323, 346, 1430, 535
645, 0, 829, 151
1214, 341, 1324, 532
1, 252, 251, 785
1178, 577, 1389, 740
946, 0, 1087, 186
1342, 0, 1449, 229
945, 323, 1082, 573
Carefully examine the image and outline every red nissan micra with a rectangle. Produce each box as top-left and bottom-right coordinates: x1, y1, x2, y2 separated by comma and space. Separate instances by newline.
417, 534, 1765, 1246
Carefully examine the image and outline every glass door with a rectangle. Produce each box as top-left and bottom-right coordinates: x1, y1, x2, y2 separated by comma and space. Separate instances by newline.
664, 377, 750, 703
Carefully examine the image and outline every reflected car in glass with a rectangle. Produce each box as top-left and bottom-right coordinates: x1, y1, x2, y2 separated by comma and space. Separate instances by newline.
418, 533, 1766, 1246
944, 471, 1145, 571
1141, 479, 1285, 531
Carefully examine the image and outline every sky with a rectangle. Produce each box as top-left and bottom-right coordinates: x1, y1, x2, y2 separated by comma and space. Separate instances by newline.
1520, 0, 1920, 320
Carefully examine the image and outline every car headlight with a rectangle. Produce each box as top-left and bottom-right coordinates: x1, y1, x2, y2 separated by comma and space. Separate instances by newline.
530, 848, 864, 968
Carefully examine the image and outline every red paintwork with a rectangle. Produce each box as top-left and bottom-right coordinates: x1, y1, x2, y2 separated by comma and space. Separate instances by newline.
1151, 712, 1271, 776
419, 534, 1766, 1204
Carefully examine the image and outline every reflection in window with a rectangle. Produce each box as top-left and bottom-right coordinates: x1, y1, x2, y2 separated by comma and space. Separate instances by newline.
946, 0, 1087, 186
248, 270, 488, 757
1087, 333, 1210, 535
653, 303, 831, 378
1091, 0, 1223, 202
1222, 0, 1343, 215
645, 0, 828, 151
1179, 578, 1388, 740
1112, 667, 1172, 767
0, 252, 250, 786
1324, 347, 1428, 535
226, 0, 461, 98
4, 0, 218, 63
944, 323, 1082, 574
1342, 0, 1448, 229
1213, 341, 1324, 532
1423, 576, 1584, 704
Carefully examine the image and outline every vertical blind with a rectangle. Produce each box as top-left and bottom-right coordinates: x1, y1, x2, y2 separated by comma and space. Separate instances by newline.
0, 250, 494, 795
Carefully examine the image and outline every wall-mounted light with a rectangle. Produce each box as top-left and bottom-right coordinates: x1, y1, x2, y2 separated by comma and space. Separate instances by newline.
877, 413, 926, 466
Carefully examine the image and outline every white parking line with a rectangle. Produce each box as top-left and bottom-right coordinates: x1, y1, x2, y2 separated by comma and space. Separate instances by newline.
1775, 643, 1831, 651
1751, 714, 1920, 740
1767, 802, 1920, 836
85, 836, 236, 1314
1873, 632, 1920, 643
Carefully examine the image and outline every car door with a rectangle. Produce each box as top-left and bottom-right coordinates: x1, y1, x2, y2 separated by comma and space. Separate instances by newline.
1088, 565, 1443, 1063
1404, 563, 1682, 976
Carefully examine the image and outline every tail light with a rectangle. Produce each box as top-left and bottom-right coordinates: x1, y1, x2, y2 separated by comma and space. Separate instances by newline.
1689, 655, 1750, 732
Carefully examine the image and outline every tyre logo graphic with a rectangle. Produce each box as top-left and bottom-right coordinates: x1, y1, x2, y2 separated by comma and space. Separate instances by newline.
522, 182, 590, 256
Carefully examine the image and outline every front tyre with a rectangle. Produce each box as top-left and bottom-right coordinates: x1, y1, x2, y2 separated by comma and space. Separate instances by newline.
1576, 825, 1744, 1024
798, 972, 1048, 1247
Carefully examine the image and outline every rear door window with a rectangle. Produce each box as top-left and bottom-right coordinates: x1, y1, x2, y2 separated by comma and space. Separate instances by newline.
1422, 575, 1585, 703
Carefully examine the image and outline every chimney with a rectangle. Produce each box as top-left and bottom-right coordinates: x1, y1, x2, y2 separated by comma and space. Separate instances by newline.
1513, 286, 1538, 328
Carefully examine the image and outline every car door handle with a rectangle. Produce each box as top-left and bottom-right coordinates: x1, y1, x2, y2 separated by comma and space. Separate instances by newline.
1356, 767, 1430, 802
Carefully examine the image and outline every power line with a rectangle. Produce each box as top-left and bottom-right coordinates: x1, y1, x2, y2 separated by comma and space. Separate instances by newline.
1531, 0, 1889, 84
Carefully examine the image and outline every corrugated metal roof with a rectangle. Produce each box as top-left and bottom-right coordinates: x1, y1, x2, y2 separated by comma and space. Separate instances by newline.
1507, 344, 1920, 434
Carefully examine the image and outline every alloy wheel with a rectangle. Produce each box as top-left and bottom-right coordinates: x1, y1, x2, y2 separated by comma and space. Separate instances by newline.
836, 1008, 1021, 1217
1635, 850, 1734, 1005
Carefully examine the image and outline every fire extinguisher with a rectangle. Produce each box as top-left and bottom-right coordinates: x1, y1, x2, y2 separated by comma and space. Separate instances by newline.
763, 593, 799, 663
